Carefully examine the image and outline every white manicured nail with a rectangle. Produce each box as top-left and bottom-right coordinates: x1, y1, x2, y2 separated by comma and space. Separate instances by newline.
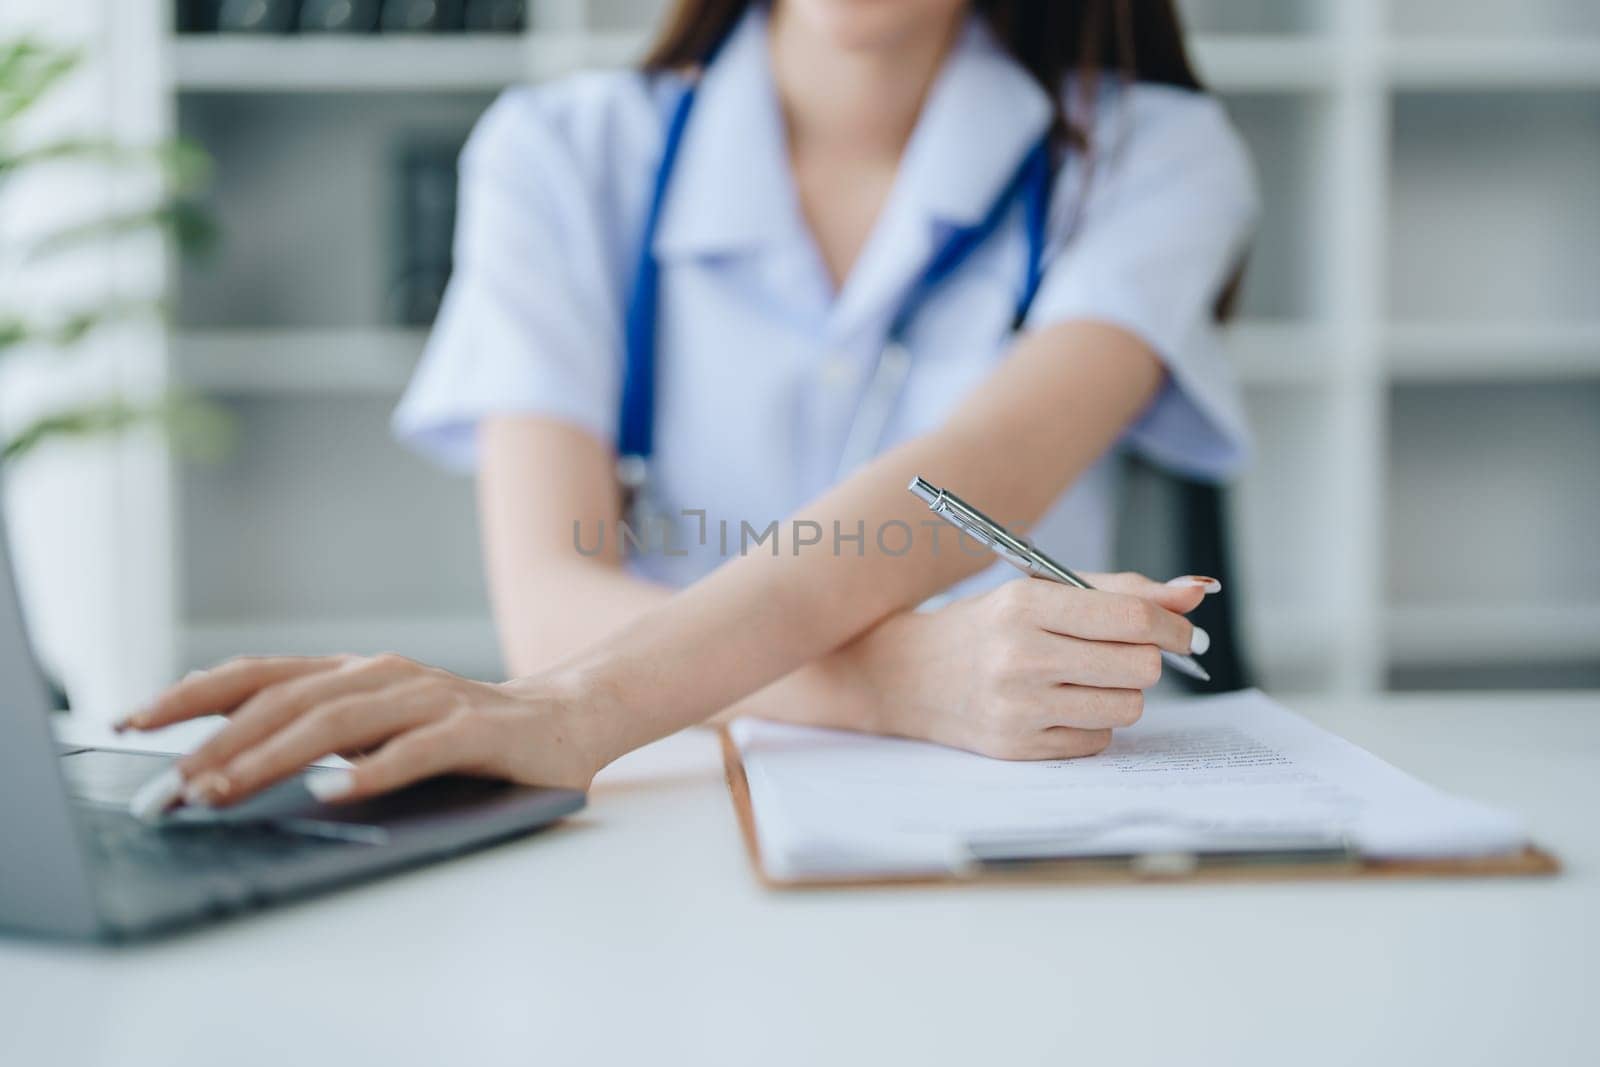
128, 768, 185, 823
1190, 625, 1212, 656
1167, 576, 1222, 594
306, 769, 355, 802
182, 773, 227, 808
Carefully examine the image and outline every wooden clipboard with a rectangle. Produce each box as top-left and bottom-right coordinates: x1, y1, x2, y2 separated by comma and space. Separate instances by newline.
718, 727, 1560, 890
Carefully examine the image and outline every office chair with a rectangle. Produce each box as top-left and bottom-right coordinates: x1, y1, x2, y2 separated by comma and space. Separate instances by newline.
1116, 455, 1252, 693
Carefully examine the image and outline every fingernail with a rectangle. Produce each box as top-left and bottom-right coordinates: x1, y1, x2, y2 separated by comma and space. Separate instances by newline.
183, 771, 231, 807
129, 768, 185, 823
1168, 575, 1222, 594
114, 710, 150, 733
1190, 625, 1212, 656
306, 769, 355, 803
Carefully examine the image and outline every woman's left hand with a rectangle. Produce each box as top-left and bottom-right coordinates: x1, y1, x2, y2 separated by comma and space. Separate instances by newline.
118, 654, 599, 811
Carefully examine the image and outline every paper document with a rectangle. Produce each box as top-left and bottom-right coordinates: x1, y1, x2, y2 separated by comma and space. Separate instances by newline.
729, 690, 1527, 881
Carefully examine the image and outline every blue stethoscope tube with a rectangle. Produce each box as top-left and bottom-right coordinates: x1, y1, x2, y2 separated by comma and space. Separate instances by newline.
618, 66, 1055, 510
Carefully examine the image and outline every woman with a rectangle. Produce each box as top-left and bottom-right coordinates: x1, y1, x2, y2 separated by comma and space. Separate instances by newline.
122, 0, 1257, 808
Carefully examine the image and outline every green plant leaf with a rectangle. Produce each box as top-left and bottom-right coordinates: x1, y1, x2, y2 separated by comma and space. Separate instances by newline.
0, 39, 80, 124
0, 137, 212, 192
1, 394, 233, 464
0, 297, 170, 355
23, 198, 219, 261
1, 36, 226, 465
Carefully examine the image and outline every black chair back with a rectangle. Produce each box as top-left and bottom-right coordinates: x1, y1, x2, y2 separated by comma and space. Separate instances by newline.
1116, 456, 1251, 693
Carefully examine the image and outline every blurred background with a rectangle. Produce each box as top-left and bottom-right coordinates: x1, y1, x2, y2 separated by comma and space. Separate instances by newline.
1, 0, 1596, 725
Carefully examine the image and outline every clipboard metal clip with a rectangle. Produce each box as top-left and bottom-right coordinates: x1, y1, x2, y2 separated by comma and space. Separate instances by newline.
957, 829, 1361, 878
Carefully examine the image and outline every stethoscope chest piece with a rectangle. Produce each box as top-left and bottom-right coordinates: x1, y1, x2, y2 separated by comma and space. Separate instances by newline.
616, 453, 658, 536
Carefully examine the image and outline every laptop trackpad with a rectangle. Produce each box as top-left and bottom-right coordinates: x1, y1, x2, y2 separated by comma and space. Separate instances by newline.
62, 747, 546, 837
60, 748, 179, 806
62, 748, 330, 823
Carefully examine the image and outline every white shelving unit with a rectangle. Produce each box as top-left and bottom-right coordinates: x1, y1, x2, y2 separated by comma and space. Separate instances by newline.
88, 0, 1597, 717
167, 29, 649, 91
173, 329, 426, 394
1386, 323, 1600, 381
1384, 39, 1600, 89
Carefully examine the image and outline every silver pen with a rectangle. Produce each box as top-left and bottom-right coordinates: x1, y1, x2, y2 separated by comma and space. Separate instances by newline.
908, 476, 1212, 682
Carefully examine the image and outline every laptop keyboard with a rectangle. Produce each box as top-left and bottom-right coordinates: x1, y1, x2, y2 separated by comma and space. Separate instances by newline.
81, 806, 348, 875
79, 806, 377, 932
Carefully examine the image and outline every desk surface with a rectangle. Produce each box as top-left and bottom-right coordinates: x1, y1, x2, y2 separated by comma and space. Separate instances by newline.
2, 692, 1596, 1067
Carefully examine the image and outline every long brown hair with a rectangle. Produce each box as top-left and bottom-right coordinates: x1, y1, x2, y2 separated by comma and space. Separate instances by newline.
642, 0, 1204, 152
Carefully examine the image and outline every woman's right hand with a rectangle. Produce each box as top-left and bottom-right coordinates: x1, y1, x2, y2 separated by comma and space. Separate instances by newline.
843, 573, 1218, 760
119, 654, 607, 814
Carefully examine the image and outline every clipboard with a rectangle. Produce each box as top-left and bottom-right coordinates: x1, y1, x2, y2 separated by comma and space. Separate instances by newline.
718, 727, 1560, 890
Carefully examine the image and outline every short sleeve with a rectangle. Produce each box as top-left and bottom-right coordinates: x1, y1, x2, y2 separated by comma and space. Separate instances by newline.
1026, 86, 1260, 482
392, 87, 625, 471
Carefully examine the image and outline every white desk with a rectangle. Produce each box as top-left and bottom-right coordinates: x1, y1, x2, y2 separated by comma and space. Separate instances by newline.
2, 693, 1595, 1067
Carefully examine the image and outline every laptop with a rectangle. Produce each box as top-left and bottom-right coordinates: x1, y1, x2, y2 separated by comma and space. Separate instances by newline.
0, 512, 585, 942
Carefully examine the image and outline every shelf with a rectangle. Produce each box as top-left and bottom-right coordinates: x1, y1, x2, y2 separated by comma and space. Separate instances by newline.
174, 323, 1336, 395
1386, 603, 1600, 664
1226, 321, 1336, 386
181, 615, 501, 677
1190, 35, 1338, 92
173, 35, 525, 92
1388, 0, 1600, 46
175, 329, 425, 394
1388, 0, 1600, 41
178, 392, 488, 624
1385, 381, 1600, 611
167, 31, 1350, 95
1177, 0, 1330, 37
1218, 92, 1336, 320
170, 31, 646, 92
1386, 40, 1600, 90
531, 29, 646, 71
1388, 91, 1599, 324
1386, 322, 1600, 381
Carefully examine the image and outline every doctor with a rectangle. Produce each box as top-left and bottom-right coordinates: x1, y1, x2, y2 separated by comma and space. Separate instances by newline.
123, 0, 1259, 808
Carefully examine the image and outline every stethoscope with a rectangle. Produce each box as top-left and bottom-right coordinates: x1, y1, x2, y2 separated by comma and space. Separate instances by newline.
616, 63, 1056, 529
